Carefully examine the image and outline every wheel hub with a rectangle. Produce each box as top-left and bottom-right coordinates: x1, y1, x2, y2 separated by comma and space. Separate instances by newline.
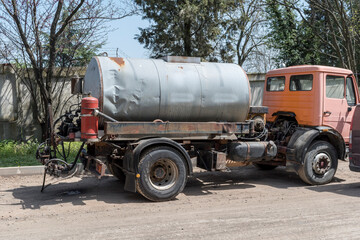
149, 159, 179, 190
312, 153, 331, 175
154, 166, 166, 179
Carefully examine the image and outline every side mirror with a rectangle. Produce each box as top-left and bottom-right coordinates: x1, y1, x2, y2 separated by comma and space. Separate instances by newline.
348, 107, 353, 112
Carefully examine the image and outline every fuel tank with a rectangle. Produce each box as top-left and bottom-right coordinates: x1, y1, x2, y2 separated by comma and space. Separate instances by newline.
83, 56, 251, 122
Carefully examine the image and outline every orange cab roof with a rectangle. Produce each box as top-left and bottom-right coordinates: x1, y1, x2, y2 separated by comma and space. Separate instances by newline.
266, 65, 353, 75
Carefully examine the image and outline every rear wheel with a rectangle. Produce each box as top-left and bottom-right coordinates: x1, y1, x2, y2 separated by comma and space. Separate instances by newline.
136, 146, 187, 202
298, 141, 338, 185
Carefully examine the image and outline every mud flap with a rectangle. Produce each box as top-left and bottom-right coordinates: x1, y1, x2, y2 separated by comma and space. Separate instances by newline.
124, 172, 136, 193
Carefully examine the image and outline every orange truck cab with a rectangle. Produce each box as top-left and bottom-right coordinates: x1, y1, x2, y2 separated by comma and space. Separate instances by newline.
262, 65, 359, 184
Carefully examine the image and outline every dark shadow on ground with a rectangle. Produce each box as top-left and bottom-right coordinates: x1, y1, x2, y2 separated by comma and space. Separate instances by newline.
3, 165, 350, 209
4, 176, 146, 209
184, 165, 346, 196
306, 182, 360, 198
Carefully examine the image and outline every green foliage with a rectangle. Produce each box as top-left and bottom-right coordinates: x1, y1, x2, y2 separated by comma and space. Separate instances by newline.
0, 140, 40, 167
134, 0, 232, 60
0, 140, 84, 167
266, 0, 360, 73
0, 140, 38, 158
266, 0, 321, 67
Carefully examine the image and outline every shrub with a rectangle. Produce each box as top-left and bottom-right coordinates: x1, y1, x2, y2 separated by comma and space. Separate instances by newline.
0, 140, 84, 167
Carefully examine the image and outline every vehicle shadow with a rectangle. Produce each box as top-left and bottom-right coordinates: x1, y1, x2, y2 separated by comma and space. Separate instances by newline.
183, 171, 256, 197
7, 172, 258, 209
306, 182, 360, 198
184, 165, 346, 197
5, 176, 146, 209
5, 166, 349, 209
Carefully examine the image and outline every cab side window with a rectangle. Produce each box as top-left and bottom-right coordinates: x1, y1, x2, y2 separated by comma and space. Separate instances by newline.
346, 77, 356, 106
266, 76, 285, 91
326, 76, 344, 99
290, 74, 313, 91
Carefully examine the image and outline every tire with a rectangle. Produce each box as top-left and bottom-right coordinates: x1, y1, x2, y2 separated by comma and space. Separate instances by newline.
253, 163, 278, 170
298, 141, 338, 185
107, 163, 126, 182
136, 146, 187, 202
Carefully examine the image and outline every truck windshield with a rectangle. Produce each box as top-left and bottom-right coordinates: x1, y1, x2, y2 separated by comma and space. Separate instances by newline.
346, 77, 356, 106
290, 74, 313, 91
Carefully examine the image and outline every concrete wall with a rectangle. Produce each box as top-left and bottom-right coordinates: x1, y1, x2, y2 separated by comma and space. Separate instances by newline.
248, 73, 266, 106
0, 65, 85, 141
0, 65, 19, 140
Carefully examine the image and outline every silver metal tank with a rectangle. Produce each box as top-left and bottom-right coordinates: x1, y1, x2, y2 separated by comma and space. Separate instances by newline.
83, 56, 251, 122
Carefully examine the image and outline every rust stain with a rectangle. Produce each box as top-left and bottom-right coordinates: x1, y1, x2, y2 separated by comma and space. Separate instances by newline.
109, 57, 125, 68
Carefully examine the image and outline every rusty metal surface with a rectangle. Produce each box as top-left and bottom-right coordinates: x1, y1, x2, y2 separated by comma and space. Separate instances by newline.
215, 152, 227, 170
225, 160, 250, 168
109, 57, 125, 67
249, 106, 268, 114
83, 56, 250, 124
104, 121, 251, 138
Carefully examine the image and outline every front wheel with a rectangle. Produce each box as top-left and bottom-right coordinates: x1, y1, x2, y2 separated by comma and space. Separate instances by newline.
136, 146, 188, 201
298, 141, 338, 185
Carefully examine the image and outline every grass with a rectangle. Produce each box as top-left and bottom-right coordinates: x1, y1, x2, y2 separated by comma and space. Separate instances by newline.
0, 140, 84, 168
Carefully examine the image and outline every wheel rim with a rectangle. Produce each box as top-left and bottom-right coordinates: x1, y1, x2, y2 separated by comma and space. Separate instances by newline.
312, 152, 331, 175
149, 158, 179, 190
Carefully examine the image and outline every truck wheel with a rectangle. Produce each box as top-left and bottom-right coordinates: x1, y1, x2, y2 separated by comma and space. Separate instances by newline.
298, 141, 338, 185
136, 146, 187, 202
253, 163, 278, 170
108, 163, 126, 182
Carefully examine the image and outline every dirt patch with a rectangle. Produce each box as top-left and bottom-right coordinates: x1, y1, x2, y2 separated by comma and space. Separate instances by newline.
0, 160, 359, 239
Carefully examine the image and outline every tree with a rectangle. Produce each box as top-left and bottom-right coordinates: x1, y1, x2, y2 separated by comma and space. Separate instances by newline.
135, 0, 272, 71
134, 0, 234, 60
220, 0, 268, 67
44, 8, 104, 67
0, 0, 137, 140
304, 0, 359, 73
266, 0, 321, 67
267, 0, 360, 73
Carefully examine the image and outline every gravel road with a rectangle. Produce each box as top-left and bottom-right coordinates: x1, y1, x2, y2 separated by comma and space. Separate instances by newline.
0, 160, 359, 240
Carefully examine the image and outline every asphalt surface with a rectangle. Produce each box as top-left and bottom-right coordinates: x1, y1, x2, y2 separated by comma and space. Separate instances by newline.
0, 160, 359, 240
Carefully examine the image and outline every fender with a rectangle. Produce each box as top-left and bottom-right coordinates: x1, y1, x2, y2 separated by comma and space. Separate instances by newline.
286, 127, 346, 172
272, 111, 296, 118
122, 137, 193, 193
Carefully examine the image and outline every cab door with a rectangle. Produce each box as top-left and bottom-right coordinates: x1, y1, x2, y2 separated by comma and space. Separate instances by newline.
323, 74, 358, 143
344, 76, 358, 141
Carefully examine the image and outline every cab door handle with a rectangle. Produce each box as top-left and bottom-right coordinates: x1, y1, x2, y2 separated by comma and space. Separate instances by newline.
324, 111, 332, 116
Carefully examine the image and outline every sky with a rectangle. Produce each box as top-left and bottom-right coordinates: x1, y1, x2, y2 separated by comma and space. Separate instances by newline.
101, 15, 150, 58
